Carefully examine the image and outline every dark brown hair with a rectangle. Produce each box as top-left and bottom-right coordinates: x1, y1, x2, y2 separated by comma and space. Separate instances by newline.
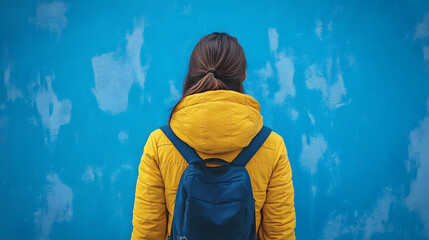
169, 32, 247, 122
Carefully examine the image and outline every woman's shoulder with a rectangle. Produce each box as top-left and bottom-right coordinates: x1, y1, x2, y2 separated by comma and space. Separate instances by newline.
146, 128, 170, 146
263, 129, 287, 151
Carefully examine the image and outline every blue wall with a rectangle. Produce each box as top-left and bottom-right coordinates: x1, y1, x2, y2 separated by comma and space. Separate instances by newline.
1, 0, 429, 239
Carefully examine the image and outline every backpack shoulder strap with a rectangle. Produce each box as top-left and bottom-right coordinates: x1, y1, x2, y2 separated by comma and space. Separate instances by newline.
160, 125, 203, 165
232, 126, 272, 167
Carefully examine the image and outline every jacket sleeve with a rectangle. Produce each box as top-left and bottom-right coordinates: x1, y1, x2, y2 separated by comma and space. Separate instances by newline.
259, 140, 296, 240
131, 131, 167, 239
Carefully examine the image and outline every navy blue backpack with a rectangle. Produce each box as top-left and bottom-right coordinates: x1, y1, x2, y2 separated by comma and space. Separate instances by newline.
160, 125, 272, 240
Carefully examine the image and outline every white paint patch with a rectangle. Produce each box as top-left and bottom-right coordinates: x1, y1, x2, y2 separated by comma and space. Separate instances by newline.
406, 98, 429, 237
256, 61, 272, 98
118, 131, 129, 144
312, 185, 317, 196
414, 12, 429, 39
322, 213, 347, 240
289, 108, 299, 122
34, 173, 73, 240
305, 59, 350, 109
315, 20, 323, 38
257, 61, 273, 80
82, 166, 95, 182
300, 134, 327, 175
268, 28, 278, 52
306, 64, 328, 96
92, 51, 133, 114
92, 19, 148, 115
274, 52, 295, 103
4, 62, 23, 102
362, 189, 394, 239
325, 153, 341, 196
126, 20, 147, 88
308, 110, 315, 125
35, 75, 72, 142
424, 46, 429, 61
29, 1, 67, 36
258, 28, 296, 104
82, 166, 103, 182
256, 61, 273, 98
328, 71, 347, 108
165, 80, 181, 104
321, 188, 394, 240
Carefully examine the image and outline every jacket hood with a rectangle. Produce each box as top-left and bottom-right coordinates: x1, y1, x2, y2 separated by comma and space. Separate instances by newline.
169, 90, 263, 154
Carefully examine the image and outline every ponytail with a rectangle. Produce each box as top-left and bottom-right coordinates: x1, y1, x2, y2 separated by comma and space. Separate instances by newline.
169, 32, 247, 123
185, 71, 228, 97
169, 71, 229, 123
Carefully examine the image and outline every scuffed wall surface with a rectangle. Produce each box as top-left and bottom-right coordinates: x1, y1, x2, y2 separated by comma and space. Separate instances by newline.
1, 0, 428, 239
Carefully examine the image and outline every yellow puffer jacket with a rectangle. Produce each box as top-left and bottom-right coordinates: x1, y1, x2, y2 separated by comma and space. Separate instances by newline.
131, 90, 296, 240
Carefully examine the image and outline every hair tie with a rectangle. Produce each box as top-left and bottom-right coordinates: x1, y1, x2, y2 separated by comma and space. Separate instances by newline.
206, 69, 219, 79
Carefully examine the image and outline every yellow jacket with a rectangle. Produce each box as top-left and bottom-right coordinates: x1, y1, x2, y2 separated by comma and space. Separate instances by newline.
131, 90, 296, 239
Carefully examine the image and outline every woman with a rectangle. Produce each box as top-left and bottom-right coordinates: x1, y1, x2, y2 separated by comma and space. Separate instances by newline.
131, 32, 296, 240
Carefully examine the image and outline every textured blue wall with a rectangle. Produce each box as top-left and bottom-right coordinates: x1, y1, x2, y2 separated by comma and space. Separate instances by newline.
1, 0, 429, 239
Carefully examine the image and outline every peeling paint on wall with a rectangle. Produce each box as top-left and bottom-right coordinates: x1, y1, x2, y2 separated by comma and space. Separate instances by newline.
34, 174, 73, 240
92, 20, 148, 115
35, 75, 72, 143
406, 98, 429, 236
